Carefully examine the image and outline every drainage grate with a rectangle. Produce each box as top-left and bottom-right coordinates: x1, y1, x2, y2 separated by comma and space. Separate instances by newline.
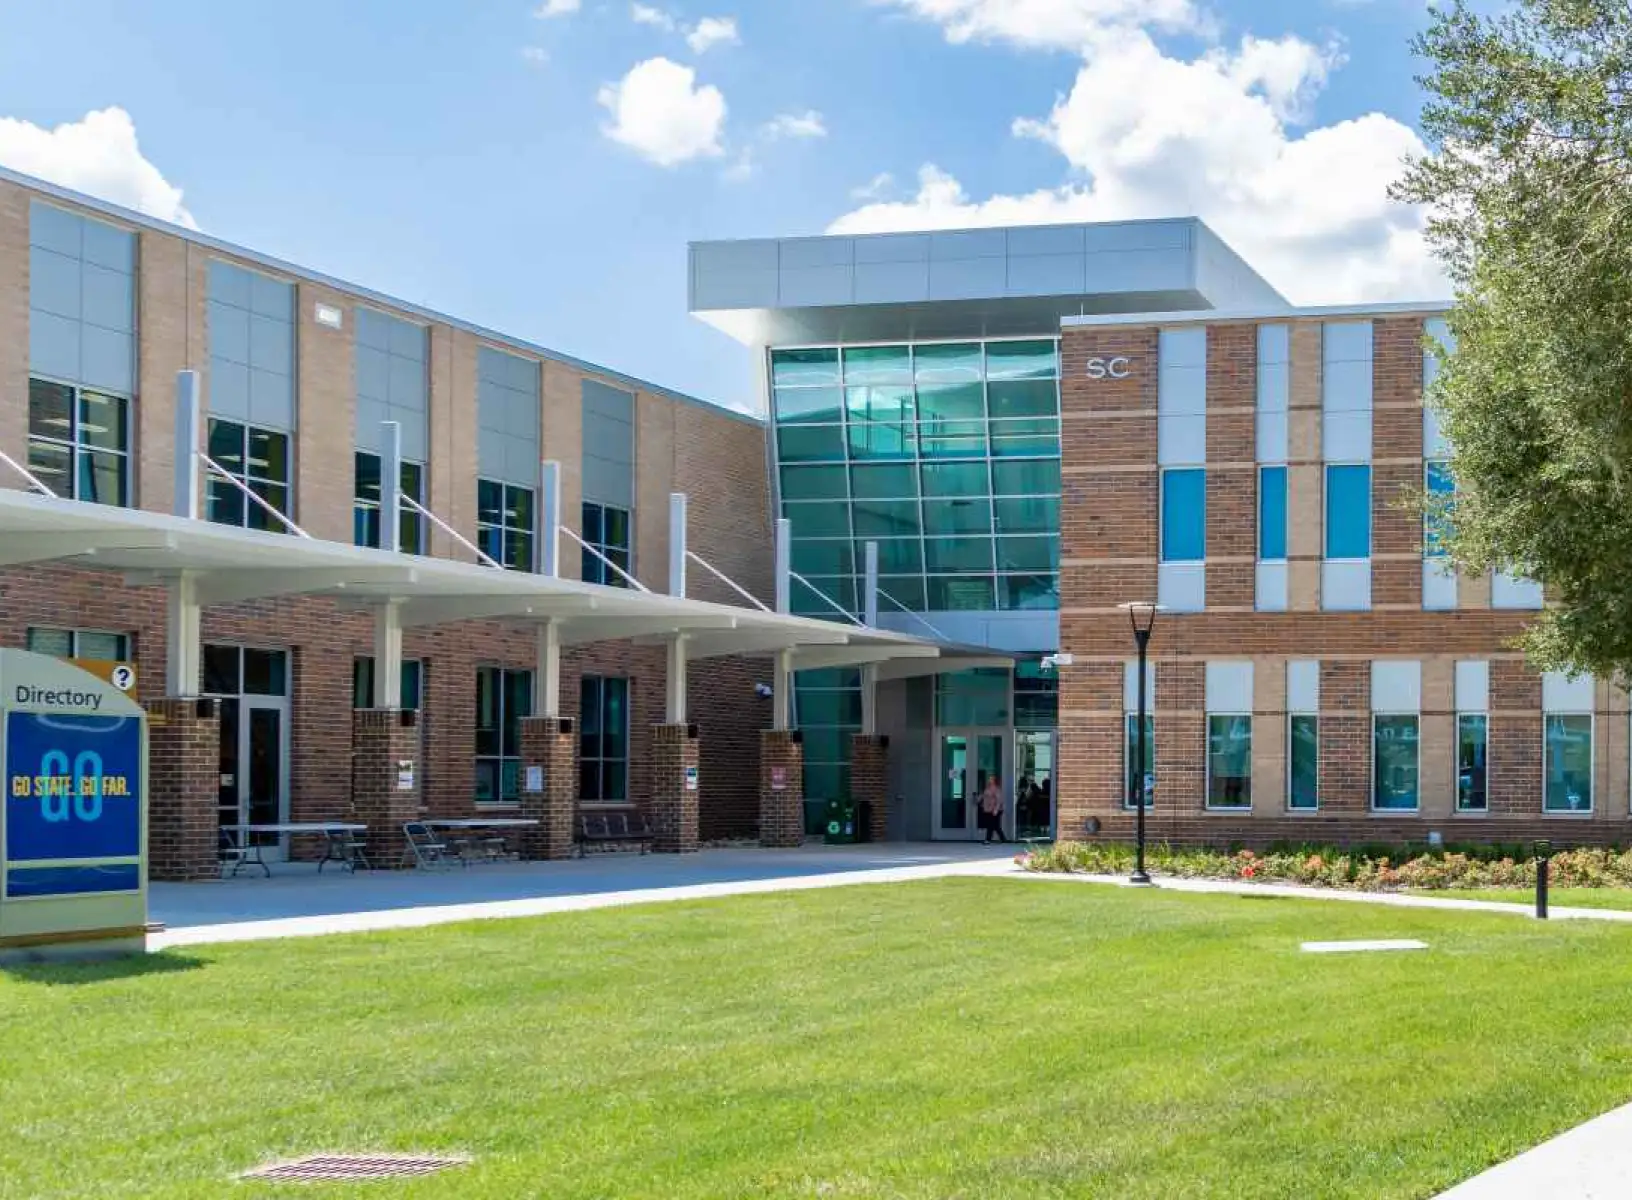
242, 1153, 470, 1182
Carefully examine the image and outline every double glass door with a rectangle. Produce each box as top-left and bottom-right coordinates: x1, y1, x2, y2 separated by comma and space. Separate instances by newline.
936, 730, 1006, 840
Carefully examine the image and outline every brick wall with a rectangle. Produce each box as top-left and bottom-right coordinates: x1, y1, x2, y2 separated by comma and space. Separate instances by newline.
1057, 317, 1612, 848
146, 697, 220, 881
759, 730, 804, 847
351, 708, 422, 868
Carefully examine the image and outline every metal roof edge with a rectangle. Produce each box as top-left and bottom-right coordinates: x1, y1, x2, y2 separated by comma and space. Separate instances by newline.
0, 164, 763, 429
1061, 298, 1452, 327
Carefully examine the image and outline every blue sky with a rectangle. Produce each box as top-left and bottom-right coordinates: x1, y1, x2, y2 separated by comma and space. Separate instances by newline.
0, 0, 1447, 412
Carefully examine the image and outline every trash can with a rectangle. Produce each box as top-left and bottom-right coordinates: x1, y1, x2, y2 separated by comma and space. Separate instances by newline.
824, 797, 857, 845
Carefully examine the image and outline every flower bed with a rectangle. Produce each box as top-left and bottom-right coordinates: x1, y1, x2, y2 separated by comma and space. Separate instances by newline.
1019, 841, 1632, 892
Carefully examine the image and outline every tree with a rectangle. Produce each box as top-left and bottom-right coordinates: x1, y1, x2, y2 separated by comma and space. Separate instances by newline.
1396, 0, 1632, 679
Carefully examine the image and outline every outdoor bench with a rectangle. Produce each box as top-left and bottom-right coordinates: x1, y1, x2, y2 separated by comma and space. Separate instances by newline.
577, 811, 654, 857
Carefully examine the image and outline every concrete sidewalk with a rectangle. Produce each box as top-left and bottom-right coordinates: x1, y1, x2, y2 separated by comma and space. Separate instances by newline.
149, 843, 1015, 949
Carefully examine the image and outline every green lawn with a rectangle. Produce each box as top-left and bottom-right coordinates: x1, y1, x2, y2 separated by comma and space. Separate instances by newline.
1414, 887, 1632, 911
7, 881, 1632, 1199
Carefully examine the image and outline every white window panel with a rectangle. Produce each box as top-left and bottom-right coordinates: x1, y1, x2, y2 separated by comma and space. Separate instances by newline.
1422, 560, 1457, 611
1322, 560, 1371, 611
1372, 661, 1422, 712
1455, 661, 1489, 712
1492, 570, 1543, 609
1542, 671, 1594, 713
1256, 410, 1288, 464
1323, 409, 1372, 462
1123, 660, 1156, 711
1158, 562, 1205, 612
1206, 661, 1254, 712
1255, 561, 1288, 611
1158, 414, 1207, 465
1287, 660, 1320, 712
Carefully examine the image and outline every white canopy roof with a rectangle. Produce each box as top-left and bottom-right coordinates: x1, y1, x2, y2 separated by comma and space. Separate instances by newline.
0, 489, 1010, 678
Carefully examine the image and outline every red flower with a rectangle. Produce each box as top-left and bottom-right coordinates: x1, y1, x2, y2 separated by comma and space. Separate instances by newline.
1241, 863, 1257, 878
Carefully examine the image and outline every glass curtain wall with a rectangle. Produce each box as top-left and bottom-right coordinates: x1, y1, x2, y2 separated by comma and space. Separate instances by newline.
773, 339, 1062, 819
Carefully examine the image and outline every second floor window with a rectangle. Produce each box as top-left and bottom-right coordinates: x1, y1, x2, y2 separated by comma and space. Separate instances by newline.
354, 453, 425, 553
581, 502, 632, 586
28, 378, 129, 507
206, 419, 291, 532
477, 479, 535, 572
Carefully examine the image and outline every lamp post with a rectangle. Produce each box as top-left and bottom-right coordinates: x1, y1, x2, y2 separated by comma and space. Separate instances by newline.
1118, 601, 1162, 886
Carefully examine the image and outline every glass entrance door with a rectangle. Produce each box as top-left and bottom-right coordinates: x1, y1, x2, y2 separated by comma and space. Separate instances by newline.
1014, 731, 1054, 841
936, 730, 1006, 840
215, 697, 290, 856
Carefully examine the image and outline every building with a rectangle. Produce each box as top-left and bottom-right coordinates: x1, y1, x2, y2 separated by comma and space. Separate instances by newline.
0, 166, 1003, 881
692, 219, 1622, 846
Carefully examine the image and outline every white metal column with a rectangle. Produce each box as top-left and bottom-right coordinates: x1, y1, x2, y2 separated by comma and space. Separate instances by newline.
174, 370, 201, 520
533, 618, 561, 719
379, 420, 402, 553
540, 460, 562, 578
371, 600, 403, 709
164, 572, 201, 695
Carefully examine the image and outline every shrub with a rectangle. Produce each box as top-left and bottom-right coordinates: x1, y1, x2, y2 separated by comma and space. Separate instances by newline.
1020, 839, 1630, 893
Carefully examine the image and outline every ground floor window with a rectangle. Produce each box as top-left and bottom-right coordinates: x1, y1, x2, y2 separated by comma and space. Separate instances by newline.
352, 658, 424, 710
1372, 714, 1420, 811
1457, 714, 1488, 812
1288, 714, 1318, 810
476, 667, 531, 804
1124, 713, 1153, 809
1544, 714, 1593, 812
1206, 715, 1251, 809
25, 627, 130, 662
579, 676, 630, 802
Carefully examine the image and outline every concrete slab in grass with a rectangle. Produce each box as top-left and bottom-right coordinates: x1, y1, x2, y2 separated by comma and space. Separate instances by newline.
1301, 939, 1429, 954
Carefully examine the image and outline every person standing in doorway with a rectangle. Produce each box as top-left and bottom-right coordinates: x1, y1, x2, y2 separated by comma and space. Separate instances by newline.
979, 775, 1007, 844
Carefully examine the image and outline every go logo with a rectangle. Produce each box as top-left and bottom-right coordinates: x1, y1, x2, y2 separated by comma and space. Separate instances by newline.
37, 749, 106, 823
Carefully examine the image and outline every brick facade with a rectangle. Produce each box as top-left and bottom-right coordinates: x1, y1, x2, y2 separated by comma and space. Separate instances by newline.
0, 174, 777, 876
649, 724, 700, 853
351, 709, 423, 869
759, 730, 805, 848
518, 716, 577, 860
146, 697, 220, 881
850, 734, 889, 843
1058, 314, 1623, 849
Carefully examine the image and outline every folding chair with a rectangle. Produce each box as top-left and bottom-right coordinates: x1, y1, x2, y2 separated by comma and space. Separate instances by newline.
322, 827, 371, 873
219, 828, 255, 878
401, 821, 457, 870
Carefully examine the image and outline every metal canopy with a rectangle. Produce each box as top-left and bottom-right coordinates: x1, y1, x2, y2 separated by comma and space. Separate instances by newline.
0, 488, 1007, 678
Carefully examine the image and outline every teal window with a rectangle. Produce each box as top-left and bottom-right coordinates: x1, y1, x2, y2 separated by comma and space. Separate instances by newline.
878, 575, 926, 610
784, 501, 852, 538
995, 536, 1058, 572
477, 479, 535, 572
1457, 713, 1488, 811
1124, 714, 1154, 809
780, 465, 848, 502
1325, 465, 1371, 559
922, 497, 992, 536
1288, 715, 1318, 810
582, 502, 632, 586
917, 382, 986, 457
1013, 659, 1059, 728
1425, 460, 1455, 557
771, 348, 840, 388
579, 676, 629, 802
791, 540, 853, 576
29, 379, 130, 507
1206, 715, 1252, 809
927, 577, 995, 610
475, 666, 531, 805
999, 574, 1057, 609
26, 628, 130, 662
924, 537, 993, 573
856, 538, 922, 574
206, 418, 291, 532
1160, 468, 1206, 562
993, 459, 1059, 496
795, 667, 861, 834
354, 453, 425, 554
851, 463, 917, 499
1544, 714, 1593, 812
352, 657, 423, 710
852, 498, 919, 538
935, 669, 1010, 726
913, 342, 982, 383
985, 340, 1057, 380
1258, 465, 1287, 560
921, 461, 989, 498
778, 423, 847, 462
791, 575, 857, 618
995, 495, 1057, 534
842, 345, 911, 384
1372, 714, 1420, 810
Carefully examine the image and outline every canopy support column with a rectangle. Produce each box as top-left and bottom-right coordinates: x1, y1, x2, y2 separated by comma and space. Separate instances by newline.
174, 371, 201, 520
540, 460, 561, 578
666, 634, 689, 725
534, 619, 561, 719
371, 600, 403, 709
772, 648, 793, 731
164, 572, 201, 695
669, 493, 687, 597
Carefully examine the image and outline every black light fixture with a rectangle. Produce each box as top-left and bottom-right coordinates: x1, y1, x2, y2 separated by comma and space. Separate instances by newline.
1118, 601, 1163, 886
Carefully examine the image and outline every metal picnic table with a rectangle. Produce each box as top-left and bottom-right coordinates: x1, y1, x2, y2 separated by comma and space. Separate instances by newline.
222, 822, 370, 877
424, 818, 539, 865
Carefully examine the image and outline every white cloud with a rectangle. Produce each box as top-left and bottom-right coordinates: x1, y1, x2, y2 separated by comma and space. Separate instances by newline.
686, 15, 740, 53
631, 3, 676, 29
764, 110, 827, 140
832, 27, 1443, 303
534, 0, 580, 17
873, 0, 1206, 51
724, 148, 755, 183
521, 46, 549, 65
597, 57, 727, 166
0, 107, 195, 228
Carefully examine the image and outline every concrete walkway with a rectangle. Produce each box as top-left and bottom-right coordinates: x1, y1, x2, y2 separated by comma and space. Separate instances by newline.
149, 843, 1015, 949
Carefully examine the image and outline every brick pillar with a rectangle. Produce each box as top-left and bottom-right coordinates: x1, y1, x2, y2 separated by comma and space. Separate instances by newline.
352, 709, 423, 869
650, 723, 700, 853
519, 716, 577, 860
759, 730, 805, 848
851, 734, 889, 843
147, 697, 221, 882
